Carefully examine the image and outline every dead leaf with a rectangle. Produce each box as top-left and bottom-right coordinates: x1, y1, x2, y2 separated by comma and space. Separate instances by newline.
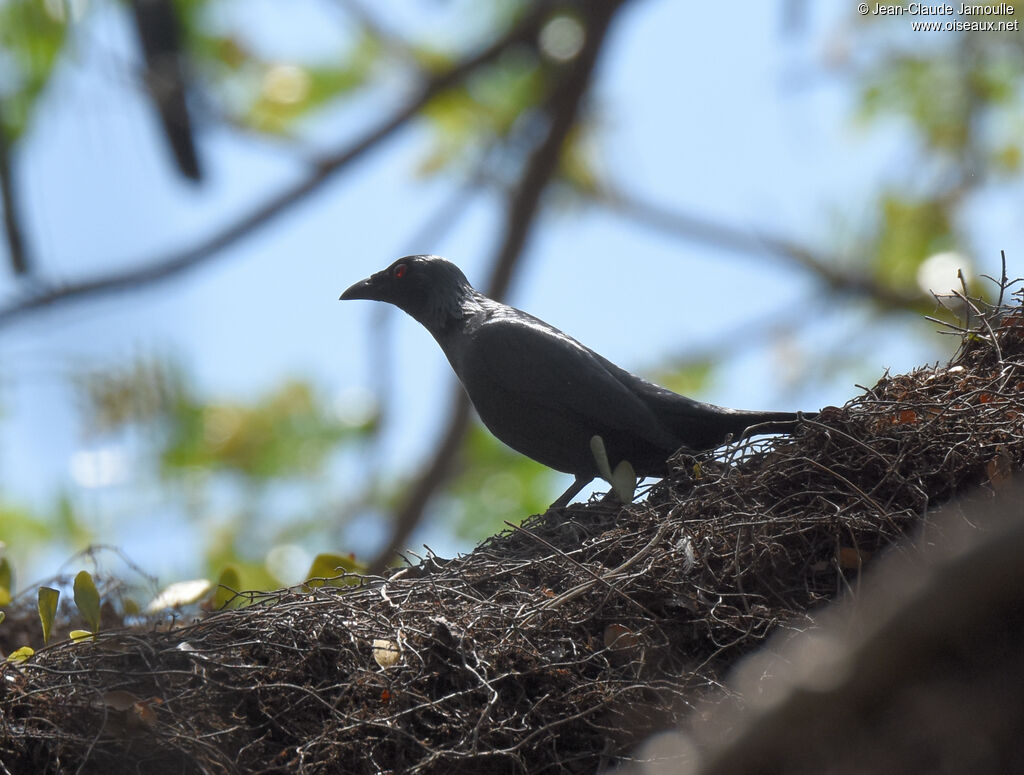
896, 409, 917, 425
838, 547, 871, 570
604, 624, 640, 656
372, 639, 400, 668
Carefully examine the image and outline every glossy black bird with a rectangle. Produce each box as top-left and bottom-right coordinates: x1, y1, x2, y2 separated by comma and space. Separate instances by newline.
341, 255, 810, 507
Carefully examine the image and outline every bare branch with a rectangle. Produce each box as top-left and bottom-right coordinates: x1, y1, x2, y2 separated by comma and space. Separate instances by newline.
0, 105, 32, 276
130, 0, 202, 182
591, 187, 927, 309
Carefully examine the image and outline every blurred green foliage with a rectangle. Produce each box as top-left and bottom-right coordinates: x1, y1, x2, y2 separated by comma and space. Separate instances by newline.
1, 0, 596, 186
161, 380, 356, 479
77, 357, 377, 575
420, 47, 546, 174
1, 0, 1017, 294
649, 361, 715, 400
854, 9, 1023, 298
446, 425, 559, 540
0, 0, 68, 138
858, 40, 1023, 155
71, 354, 561, 585
197, 30, 383, 134
0, 557, 11, 606
0, 496, 93, 573
873, 195, 954, 287
77, 357, 371, 479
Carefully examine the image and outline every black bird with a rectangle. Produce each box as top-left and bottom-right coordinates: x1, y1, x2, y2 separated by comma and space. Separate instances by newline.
341, 255, 810, 507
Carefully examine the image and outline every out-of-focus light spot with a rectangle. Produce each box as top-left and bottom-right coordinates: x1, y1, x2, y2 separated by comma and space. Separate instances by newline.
265, 544, 311, 585
262, 64, 310, 105
334, 387, 378, 428
917, 251, 970, 295
70, 446, 128, 488
539, 16, 585, 62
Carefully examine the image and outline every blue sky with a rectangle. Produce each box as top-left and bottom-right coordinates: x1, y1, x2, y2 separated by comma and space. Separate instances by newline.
1, 1, 1019, 585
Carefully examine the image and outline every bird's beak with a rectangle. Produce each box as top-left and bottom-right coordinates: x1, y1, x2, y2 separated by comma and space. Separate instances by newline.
339, 273, 381, 301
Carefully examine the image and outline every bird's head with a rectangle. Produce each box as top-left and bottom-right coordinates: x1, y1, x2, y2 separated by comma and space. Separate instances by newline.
340, 255, 478, 332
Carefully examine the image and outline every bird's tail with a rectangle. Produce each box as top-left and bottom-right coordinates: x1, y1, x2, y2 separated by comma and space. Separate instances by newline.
659, 401, 815, 452
725, 409, 815, 443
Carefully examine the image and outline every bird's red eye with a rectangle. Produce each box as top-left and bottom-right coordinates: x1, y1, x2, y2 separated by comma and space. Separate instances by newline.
393, 263, 407, 279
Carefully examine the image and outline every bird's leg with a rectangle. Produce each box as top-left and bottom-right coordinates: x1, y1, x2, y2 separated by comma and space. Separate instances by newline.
547, 475, 591, 511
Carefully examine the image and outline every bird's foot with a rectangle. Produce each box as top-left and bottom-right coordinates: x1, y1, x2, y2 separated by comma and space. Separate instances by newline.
545, 475, 591, 512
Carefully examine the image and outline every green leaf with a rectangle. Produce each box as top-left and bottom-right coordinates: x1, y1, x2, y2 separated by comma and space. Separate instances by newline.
7, 646, 34, 664
0, 611, 6, 625
73, 570, 101, 633
0, 0, 70, 139
69, 629, 94, 643
38, 586, 59, 645
305, 553, 363, 588
0, 557, 11, 606
214, 565, 241, 610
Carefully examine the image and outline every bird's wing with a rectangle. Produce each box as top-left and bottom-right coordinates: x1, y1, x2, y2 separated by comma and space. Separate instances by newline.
457, 311, 679, 447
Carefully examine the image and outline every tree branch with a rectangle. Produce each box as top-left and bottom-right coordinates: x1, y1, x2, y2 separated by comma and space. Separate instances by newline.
591, 187, 926, 309
0, 2, 553, 329
368, 0, 628, 574
0, 105, 32, 276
